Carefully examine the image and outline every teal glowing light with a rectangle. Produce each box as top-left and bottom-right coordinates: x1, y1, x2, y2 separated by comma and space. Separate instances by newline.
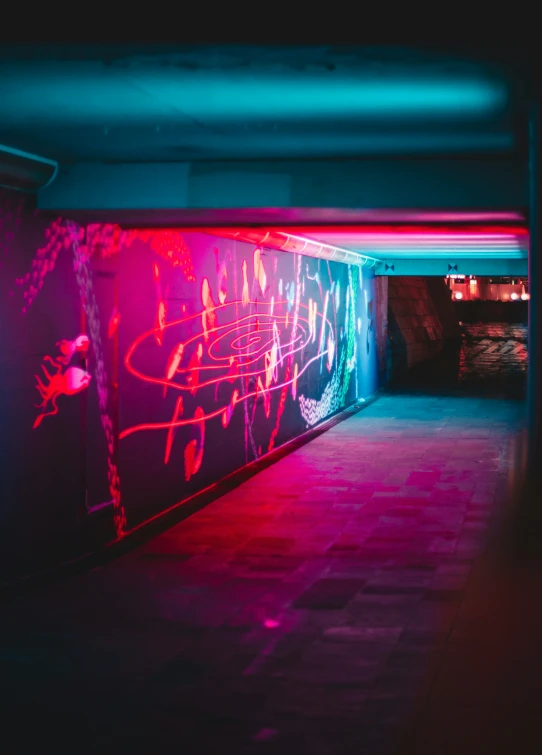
158, 73, 508, 122
11, 69, 503, 125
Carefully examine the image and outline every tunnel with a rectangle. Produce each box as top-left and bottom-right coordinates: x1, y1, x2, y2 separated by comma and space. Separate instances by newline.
0, 44, 541, 755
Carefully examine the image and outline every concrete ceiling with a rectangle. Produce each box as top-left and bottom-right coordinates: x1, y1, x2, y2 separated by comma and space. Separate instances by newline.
0, 44, 527, 164
0, 43, 530, 276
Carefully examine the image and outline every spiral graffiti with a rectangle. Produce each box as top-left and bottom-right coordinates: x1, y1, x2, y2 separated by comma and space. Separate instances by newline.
120, 293, 334, 478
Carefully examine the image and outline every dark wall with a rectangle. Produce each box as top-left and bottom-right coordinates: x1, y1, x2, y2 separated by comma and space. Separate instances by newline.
454, 300, 528, 323
1, 208, 381, 583
426, 278, 462, 338
387, 276, 461, 376
0, 191, 87, 581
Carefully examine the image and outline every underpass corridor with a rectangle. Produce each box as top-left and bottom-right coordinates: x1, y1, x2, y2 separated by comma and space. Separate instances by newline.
1, 43, 541, 755
1, 325, 532, 755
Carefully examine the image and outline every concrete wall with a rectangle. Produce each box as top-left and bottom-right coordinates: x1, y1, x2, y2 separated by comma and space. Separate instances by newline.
388, 276, 460, 375
0, 190, 89, 582
0, 197, 381, 583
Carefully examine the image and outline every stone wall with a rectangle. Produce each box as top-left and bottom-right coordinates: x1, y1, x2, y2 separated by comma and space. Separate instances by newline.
388, 276, 460, 376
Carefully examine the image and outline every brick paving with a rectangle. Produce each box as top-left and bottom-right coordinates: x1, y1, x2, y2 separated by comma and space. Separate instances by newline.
459, 323, 527, 391
0, 386, 526, 754
388, 322, 527, 401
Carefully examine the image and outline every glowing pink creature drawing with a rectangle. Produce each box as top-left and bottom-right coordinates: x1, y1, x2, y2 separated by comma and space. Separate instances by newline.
54, 334, 90, 365
33, 363, 92, 429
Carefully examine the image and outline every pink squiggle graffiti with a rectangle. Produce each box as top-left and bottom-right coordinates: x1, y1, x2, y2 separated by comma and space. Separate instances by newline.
15, 217, 69, 313
87, 224, 196, 282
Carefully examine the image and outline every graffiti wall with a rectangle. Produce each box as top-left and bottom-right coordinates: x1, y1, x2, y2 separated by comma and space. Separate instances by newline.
0, 191, 380, 581
117, 232, 379, 528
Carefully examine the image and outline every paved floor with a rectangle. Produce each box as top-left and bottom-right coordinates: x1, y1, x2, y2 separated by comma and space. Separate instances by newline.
459, 323, 527, 394
1, 386, 527, 754
389, 323, 527, 400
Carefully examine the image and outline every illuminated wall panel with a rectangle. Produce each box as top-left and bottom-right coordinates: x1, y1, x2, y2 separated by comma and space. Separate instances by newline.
117, 231, 379, 528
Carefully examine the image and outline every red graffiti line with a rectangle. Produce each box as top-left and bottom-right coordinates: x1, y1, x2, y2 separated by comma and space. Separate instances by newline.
268, 362, 292, 452
119, 298, 332, 443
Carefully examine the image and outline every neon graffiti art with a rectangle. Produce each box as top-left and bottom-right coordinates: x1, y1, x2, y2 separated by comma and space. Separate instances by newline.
241, 259, 250, 307
146, 230, 196, 282
253, 248, 267, 295
32, 333, 92, 428
15, 217, 67, 314
298, 266, 358, 427
121, 299, 331, 428
55, 334, 90, 364
12, 212, 373, 540
119, 276, 335, 479
33, 360, 91, 429
201, 278, 218, 342
108, 309, 121, 339
214, 247, 229, 305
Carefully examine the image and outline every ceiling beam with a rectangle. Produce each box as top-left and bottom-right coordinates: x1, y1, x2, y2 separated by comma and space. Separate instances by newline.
38, 157, 527, 220
376, 258, 528, 276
